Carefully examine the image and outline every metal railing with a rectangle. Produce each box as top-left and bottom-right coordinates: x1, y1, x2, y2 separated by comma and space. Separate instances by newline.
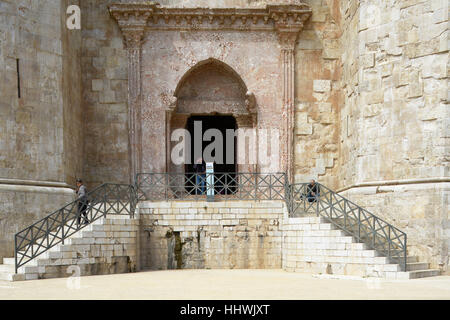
13, 174, 407, 273
136, 172, 287, 201
14, 183, 136, 273
287, 183, 407, 271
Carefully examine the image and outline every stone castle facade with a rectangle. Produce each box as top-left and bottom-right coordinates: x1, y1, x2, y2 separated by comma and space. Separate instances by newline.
0, 0, 448, 274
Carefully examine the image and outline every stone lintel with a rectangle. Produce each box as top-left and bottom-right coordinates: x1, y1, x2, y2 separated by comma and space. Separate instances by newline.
109, 2, 312, 33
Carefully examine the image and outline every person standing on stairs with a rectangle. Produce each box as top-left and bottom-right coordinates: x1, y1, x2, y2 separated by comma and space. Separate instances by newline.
76, 179, 89, 225
307, 179, 320, 202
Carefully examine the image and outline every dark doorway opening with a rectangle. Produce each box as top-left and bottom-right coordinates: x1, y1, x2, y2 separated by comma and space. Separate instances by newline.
185, 115, 237, 195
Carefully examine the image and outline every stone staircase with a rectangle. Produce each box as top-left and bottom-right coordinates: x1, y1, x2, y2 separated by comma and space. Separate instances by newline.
0, 215, 138, 281
1, 197, 441, 281
282, 216, 440, 279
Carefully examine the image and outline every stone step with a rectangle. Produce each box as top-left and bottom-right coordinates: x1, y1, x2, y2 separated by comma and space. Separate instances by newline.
2, 258, 15, 265
308, 230, 346, 237
285, 261, 402, 276
407, 262, 429, 271
408, 269, 441, 279
7, 211, 136, 281
284, 217, 326, 224
0, 264, 15, 273
301, 236, 354, 243
390, 256, 419, 264
295, 249, 378, 258
396, 269, 441, 280
284, 230, 346, 237
288, 242, 364, 250
0, 272, 25, 281
297, 256, 389, 264
21, 266, 45, 274
373, 264, 401, 272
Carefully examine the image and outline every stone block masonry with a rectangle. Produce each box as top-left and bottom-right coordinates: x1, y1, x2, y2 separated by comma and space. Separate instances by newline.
138, 200, 285, 270
0, 0, 83, 262
282, 216, 440, 279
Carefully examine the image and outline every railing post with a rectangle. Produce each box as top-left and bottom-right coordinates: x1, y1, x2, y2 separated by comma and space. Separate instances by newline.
14, 235, 17, 274
316, 194, 319, 217
128, 186, 131, 217
165, 173, 168, 201
284, 184, 294, 217
288, 184, 292, 215
301, 184, 309, 214
343, 201, 347, 230
372, 217, 376, 249
388, 226, 391, 261
404, 234, 407, 272
254, 173, 257, 200
103, 186, 107, 218
61, 224, 64, 245
269, 174, 272, 200
358, 208, 361, 241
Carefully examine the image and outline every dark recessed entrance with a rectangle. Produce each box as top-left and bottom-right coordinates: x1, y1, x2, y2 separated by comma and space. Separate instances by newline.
185, 115, 237, 173
185, 115, 237, 195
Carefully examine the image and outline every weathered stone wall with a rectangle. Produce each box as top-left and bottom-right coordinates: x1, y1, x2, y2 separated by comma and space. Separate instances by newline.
339, 0, 448, 186
80, 0, 129, 186
0, 0, 82, 261
0, 185, 74, 262
340, 183, 450, 273
138, 200, 284, 270
293, 0, 342, 188
62, 0, 83, 184
0, 0, 64, 181
337, 0, 449, 274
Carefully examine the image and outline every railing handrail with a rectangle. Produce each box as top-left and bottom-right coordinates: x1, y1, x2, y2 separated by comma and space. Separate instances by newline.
14, 183, 134, 235
313, 183, 406, 235
14, 183, 136, 272
135, 172, 288, 202
15, 183, 105, 235
13, 174, 407, 273
287, 182, 407, 270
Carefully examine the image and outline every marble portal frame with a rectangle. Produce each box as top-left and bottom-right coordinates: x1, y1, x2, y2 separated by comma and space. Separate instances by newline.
109, 2, 312, 184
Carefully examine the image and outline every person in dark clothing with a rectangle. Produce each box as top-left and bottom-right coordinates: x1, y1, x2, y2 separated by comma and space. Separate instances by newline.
306, 179, 320, 202
193, 158, 206, 195
76, 179, 89, 225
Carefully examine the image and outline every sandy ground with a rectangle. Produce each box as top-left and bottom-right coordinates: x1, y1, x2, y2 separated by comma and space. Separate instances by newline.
0, 269, 449, 300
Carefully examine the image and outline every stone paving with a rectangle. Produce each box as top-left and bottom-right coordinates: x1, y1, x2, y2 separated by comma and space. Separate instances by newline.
0, 269, 449, 300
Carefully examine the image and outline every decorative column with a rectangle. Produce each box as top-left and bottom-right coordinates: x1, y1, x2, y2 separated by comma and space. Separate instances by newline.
269, 4, 309, 183
280, 32, 297, 184
125, 29, 144, 184
165, 96, 180, 173
235, 114, 257, 174
109, 4, 153, 183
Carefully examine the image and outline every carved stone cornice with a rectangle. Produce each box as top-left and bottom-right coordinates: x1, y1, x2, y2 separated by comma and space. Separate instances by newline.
109, 2, 155, 48
109, 2, 156, 25
267, 4, 310, 50
109, 2, 311, 33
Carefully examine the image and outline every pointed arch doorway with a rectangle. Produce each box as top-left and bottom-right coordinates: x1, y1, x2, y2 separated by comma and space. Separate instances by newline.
167, 58, 257, 179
